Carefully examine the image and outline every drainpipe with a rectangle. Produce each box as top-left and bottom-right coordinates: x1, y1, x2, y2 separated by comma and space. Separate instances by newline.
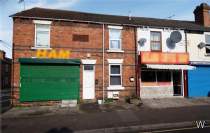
185, 31, 188, 53
134, 27, 140, 97
184, 31, 189, 97
102, 24, 105, 103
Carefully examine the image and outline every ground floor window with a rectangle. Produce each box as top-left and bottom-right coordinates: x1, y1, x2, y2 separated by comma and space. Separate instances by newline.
141, 70, 171, 83
141, 69, 183, 96
110, 65, 122, 85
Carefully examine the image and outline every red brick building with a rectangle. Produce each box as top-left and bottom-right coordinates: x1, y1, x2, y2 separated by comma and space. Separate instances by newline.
11, 8, 137, 106
11, 5, 210, 106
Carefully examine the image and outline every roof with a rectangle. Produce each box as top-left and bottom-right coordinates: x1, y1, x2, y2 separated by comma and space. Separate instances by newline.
11, 7, 210, 32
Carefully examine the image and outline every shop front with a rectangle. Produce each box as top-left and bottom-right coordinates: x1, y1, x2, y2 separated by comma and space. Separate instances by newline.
140, 52, 195, 98
188, 63, 210, 97
19, 50, 81, 103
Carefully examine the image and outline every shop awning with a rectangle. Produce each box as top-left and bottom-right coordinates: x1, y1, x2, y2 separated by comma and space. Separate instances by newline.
146, 64, 196, 70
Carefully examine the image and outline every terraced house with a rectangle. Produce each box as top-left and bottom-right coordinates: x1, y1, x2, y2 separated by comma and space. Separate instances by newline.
11, 3, 210, 106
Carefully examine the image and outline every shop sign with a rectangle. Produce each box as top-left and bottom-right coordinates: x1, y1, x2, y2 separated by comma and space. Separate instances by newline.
36, 49, 70, 59
141, 52, 189, 64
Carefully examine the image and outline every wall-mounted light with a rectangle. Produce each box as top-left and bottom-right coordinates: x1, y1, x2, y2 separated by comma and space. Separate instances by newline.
130, 77, 135, 82
87, 53, 91, 58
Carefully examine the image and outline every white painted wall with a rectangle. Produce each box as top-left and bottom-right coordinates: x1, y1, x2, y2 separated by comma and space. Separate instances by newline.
187, 32, 210, 62
137, 28, 186, 53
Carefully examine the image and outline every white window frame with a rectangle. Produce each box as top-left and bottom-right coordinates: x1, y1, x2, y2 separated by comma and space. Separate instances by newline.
107, 59, 124, 90
33, 20, 51, 49
150, 31, 162, 51
205, 34, 210, 55
108, 26, 123, 52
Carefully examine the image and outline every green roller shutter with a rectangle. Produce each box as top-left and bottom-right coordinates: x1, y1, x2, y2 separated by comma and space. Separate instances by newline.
19, 59, 80, 102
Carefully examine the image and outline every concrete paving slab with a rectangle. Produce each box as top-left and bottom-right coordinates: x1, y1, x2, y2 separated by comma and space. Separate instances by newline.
141, 97, 210, 109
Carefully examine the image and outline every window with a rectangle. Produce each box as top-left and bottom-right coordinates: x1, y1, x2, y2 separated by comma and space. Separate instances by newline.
141, 71, 156, 82
109, 28, 122, 50
35, 24, 50, 48
205, 34, 210, 54
110, 65, 122, 85
84, 65, 94, 70
157, 71, 171, 82
141, 70, 171, 82
150, 31, 161, 51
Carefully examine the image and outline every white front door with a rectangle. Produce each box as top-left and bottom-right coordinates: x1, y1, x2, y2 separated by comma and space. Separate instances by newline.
83, 64, 95, 99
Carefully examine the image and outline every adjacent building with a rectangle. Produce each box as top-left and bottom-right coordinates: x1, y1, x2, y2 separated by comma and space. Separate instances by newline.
187, 3, 210, 97
0, 50, 12, 112
11, 3, 210, 106
137, 28, 193, 98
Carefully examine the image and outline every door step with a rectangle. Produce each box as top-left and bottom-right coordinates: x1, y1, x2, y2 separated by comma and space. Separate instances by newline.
82, 99, 96, 103
61, 100, 77, 107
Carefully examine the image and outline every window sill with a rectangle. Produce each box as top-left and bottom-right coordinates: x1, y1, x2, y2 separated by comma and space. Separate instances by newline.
107, 50, 124, 53
31, 47, 52, 50
107, 86, 124, 90
205, 54, 210, 56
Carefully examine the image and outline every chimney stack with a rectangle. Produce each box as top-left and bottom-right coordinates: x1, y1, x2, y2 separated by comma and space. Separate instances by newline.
194, 3, 210, 27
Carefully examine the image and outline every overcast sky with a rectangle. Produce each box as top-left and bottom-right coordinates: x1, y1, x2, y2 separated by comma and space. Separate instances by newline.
0, 0, 209, 58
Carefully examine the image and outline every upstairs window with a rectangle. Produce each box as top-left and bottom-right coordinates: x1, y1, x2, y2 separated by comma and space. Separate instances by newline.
34, 20, 51, 48
35, 24, 50, 48
150, 31, 161, 51
109, 28, 122, 50
205, 34, 210, 54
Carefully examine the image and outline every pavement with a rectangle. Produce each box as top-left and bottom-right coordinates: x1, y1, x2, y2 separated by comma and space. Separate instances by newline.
1, 97, 210, 133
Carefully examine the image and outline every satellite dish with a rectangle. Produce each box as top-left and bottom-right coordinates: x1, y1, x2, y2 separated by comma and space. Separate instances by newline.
170, 31, 182, 43
198, 42, 206, 49
138, 38, 147, 47
166, 38, 176, 49
167, 31, 182, 49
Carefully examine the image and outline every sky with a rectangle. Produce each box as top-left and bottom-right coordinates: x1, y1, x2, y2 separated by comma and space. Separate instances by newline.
0, 0, 209, 58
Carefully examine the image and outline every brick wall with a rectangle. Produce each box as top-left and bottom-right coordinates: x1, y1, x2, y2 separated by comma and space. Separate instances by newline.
12, 18, 137, 106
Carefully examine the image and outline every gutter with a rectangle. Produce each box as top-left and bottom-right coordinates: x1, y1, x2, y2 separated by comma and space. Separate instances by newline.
11, 16, 188, 31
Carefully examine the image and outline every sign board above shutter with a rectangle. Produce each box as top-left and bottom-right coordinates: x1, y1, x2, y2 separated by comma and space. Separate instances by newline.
141, 52, 189, 64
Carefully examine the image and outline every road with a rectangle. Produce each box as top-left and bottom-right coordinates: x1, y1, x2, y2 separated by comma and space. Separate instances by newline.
2, 105, 210, 133
146, 126, 210, 133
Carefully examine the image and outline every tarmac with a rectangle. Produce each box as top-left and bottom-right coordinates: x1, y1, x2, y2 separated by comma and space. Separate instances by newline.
1, 97, 210, 133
